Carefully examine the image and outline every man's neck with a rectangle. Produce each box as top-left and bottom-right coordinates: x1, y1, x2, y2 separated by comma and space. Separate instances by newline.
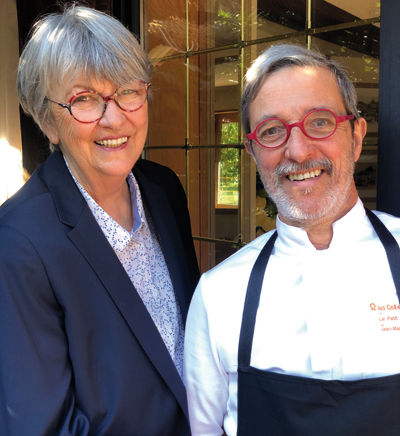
305, 224, 334, 250
279, 191, 359, 250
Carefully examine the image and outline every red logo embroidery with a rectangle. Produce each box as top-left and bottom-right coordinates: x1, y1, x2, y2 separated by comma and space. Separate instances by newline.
370, 303, 400, 332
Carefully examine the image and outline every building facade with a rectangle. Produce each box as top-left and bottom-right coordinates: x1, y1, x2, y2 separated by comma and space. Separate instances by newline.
2, 0, 398, 273
143, 0, 383, 272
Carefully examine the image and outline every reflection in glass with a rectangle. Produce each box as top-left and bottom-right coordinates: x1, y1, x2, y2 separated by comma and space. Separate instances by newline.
312, 25, 379, 60
215, 238, 238, 267
312, 0, 380, 26
197, 238, 239, 273
311, 30, 379, 210
214, 0, 241, 47
146, 0, 186, 57
147, 58, 186, 147
146, 149, 186, 188
144, 0, 382, 272
215, 113, 239, 207
188, 51, 240, 146
244, 0, 306, 41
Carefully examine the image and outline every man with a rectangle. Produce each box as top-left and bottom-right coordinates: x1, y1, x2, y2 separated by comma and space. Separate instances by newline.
183, 44, 400, 436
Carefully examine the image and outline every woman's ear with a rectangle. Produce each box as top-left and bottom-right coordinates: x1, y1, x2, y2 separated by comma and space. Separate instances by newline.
42, 118, 60, 146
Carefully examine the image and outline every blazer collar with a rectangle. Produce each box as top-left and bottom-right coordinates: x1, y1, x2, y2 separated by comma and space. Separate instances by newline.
43, 151, 189, 419
44, 151, 87, 227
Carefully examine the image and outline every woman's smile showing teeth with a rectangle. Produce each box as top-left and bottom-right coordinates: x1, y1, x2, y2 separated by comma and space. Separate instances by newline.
287, 169, 322, 182
96, 137, 128, 148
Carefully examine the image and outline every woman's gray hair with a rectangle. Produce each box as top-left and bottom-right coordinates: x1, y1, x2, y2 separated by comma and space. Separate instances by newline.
241, 44, 359, 137
17, 4, 152, 152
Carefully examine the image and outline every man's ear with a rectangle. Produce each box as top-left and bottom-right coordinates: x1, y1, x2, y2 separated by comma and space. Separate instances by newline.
353, 117, 367, 162
244, 139, 254, 156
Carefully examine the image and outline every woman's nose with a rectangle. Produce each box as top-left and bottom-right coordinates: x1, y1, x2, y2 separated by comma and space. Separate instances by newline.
98, 99, 125, 128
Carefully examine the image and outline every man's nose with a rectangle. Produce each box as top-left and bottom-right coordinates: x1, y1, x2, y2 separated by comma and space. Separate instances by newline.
284, 125, 314, 162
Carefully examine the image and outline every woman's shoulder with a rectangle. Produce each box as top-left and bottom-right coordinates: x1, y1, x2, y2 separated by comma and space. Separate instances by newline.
0, 164, 49, 225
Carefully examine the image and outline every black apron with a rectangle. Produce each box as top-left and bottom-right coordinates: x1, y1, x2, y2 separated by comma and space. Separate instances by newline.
237, 209, 400, 436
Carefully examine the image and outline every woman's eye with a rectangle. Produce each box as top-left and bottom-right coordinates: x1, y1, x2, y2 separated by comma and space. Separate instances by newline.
120, 89, 138, 96
74, 94, 94, 103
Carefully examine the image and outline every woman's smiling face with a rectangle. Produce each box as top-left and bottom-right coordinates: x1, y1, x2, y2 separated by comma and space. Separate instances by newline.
45, 77, 148, 191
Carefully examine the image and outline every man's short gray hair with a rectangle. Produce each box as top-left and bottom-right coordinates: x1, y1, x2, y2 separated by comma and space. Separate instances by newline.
241, 44, 359, 137
17, 4, 152, 151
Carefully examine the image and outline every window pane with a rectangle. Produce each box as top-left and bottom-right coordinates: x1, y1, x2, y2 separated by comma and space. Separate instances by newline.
188, 148, 240, 271
187, 147, 203, 243
244, 0, 307, 41
144, 0, 381, 268
146, 148, 186, 190
188, 50, 240, 147
146, 0, 185, 57
147, 58, 186, 147
311, 29, 379, 210
217, 147, 239, 206
196, 239, 239, 273
214, 220, 239, 264
312, 25, 379, 59
188, 0, 241, 51
242, 38, 306, 76
215, 112, 239, 208
312, 0, 380, 27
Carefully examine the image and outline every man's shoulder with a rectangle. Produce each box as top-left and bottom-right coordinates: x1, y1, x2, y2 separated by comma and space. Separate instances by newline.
370, 209, 400, 239
372, 210, 400, 233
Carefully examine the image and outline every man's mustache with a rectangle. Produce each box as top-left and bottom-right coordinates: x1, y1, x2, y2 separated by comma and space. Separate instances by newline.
274, 158, 333, 178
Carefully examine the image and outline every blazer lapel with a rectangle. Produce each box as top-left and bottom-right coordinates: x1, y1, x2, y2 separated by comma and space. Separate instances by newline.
44, 152, 189, 419
133, 167, 193, 324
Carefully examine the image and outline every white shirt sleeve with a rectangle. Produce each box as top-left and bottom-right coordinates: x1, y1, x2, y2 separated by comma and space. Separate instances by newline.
184, 274, 229, 436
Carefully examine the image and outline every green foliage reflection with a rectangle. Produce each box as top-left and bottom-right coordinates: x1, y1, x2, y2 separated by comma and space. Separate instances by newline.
218, 122, 239, 206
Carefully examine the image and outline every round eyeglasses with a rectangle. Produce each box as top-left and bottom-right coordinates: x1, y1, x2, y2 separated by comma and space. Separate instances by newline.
247, 109, 355, 149
47, 81, 151, 124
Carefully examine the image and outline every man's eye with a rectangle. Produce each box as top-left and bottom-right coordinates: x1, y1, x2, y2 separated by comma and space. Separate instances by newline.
314, 118, 328, 127
263, 127, 278, 136
259, 125, 284, 137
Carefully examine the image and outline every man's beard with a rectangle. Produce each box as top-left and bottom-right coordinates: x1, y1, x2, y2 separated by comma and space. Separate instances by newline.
258, 151, 356, 225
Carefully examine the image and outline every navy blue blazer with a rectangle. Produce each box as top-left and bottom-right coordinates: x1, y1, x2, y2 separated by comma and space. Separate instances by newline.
0, 151, 200, 435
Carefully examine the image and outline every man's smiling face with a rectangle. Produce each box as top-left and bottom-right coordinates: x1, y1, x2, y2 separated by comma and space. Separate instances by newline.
246, 65, 366, 228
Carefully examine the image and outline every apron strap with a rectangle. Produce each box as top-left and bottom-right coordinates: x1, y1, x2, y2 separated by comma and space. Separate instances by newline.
365, 208, 400, 297
238, 231, 278, 369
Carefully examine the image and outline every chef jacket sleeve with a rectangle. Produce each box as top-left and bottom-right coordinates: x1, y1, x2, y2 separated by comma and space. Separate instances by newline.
183, 274, 229, 436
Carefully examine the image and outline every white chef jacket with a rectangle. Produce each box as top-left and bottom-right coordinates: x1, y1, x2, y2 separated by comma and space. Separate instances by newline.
183, 199, 400, 436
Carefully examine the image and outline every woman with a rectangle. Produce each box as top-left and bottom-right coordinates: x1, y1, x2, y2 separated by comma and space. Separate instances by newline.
0, 5, 199, 435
